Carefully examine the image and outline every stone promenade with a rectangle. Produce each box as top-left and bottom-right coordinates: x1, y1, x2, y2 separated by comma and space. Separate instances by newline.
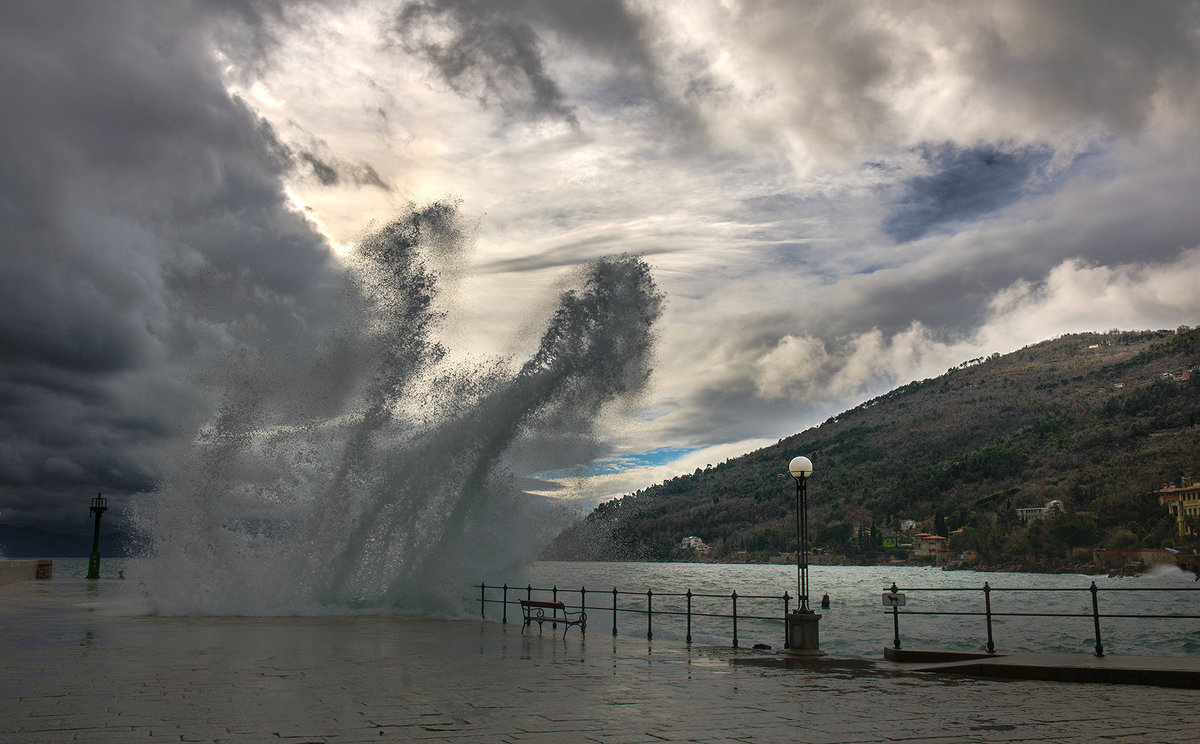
2, 577, 1199, 743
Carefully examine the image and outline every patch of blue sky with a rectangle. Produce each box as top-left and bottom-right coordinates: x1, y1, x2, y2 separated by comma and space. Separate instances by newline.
534, 446, 698, 479
883, 141, 1056, 243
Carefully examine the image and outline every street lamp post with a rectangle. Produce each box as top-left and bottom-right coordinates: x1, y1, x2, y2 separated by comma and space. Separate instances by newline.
785, 456, 822, 654
789, 456, 813, 611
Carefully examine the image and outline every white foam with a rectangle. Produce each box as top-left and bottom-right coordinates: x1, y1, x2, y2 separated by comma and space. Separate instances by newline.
129, 204, 662, 616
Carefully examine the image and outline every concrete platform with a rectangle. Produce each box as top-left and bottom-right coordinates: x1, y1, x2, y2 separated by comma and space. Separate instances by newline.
0, 558, 53, 586
3, 577, 1200, 743
912, 651, 1200, 688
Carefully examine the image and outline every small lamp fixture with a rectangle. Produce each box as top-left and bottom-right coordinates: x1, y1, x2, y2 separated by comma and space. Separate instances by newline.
789, 456, 813, 480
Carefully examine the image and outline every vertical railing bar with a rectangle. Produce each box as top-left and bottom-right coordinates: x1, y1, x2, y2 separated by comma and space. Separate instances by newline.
647, 589, 654, 641
984, 582, 995, 654
612, 586, 618, 637
890, 583, 901, 650
731, 591, 739, 648
502, 584, 508, 625
686, 589, 693, 644
1091, 581, 1105, 658
783, 591, 791, 649
480, 583, 486, 619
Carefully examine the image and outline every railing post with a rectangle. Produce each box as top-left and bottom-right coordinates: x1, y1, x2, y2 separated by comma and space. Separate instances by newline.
983, 582, 995, 654
686, 590, 693, 644
502, 584, 508, 625
527, 584, 532, 602
647, 589, 654, 641
1091, 581, 1104, 657
552, 585, 559, 630
580, 586, 587, 635
731, 591, 739, 648
890, 583, 901, 650
783, 591, 791, 649
480, 583, 486, 619
612, 587, 618, 637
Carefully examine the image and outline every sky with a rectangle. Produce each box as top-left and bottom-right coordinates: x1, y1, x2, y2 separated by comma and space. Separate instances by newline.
3, 0, 1200, 535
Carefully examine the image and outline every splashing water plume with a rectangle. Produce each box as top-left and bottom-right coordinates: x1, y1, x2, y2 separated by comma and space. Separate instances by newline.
131, 202, 663, 615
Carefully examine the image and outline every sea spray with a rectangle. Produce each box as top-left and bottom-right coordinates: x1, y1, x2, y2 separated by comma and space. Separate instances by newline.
130, 202, 663, 615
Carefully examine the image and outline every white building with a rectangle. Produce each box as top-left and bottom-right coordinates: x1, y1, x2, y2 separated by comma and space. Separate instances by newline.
1016, 499, 1065, 524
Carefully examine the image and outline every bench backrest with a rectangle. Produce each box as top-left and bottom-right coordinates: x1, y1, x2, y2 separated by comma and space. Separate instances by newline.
520, 599, 565, 610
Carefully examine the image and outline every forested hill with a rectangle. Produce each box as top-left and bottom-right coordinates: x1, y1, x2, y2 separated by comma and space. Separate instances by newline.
543, 328, 1200, 565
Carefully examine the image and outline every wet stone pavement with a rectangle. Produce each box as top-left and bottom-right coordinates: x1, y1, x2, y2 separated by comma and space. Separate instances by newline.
2, 578, 1199, 743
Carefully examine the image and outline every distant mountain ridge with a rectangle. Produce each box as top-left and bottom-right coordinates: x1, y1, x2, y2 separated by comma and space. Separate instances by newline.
0, 523, 93, 558
0, 523, 132, 558
544, 328, 1200, 565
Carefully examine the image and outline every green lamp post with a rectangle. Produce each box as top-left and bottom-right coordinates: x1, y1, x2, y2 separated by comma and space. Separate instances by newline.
86, 493, 107, 580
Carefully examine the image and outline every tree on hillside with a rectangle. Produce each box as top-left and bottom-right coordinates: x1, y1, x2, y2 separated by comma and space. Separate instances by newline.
817, 522, 854, 554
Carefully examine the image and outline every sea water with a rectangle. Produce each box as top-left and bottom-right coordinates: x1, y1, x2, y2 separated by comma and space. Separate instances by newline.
50, 556, 1199, 658
515, 561, 1200, 658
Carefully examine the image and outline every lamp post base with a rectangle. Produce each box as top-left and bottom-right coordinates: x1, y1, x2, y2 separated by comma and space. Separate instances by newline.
784, 610, 824, 655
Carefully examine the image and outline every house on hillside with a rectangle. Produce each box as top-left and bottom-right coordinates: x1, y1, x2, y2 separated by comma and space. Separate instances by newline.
1016, 499, 1065, 524
680, 536, 710, 554
911, 533, 950, 563
1158, 478, 1200, 537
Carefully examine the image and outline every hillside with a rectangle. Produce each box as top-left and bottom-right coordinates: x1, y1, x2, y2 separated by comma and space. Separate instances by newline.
544, 328, 1200, 567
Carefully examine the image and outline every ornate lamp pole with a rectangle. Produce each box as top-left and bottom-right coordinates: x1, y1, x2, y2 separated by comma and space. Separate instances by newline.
789, 456, 813, 611
785, 456, 822, 654
86, 493, 107, 580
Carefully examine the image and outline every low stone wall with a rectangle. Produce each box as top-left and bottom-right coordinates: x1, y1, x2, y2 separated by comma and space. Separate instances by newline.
0, 559, 53, 586
1092, 548, 1176, 570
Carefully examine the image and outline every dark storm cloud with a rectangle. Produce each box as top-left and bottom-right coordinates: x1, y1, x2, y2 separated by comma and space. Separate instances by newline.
0, 2, 339, 532
297, 148, 392, 191
392, 0, 655, 126
883, 143, 1054, 243
300, 151, 341, 185
395, 0, 579, 125
956, 0, 1200, 136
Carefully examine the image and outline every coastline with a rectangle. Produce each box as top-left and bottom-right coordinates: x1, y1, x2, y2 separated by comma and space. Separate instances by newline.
585, 553, 1200, 579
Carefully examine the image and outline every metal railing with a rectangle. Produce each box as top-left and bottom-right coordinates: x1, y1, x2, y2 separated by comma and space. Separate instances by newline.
479, 582, 791, 647
884, 581, 1200, 657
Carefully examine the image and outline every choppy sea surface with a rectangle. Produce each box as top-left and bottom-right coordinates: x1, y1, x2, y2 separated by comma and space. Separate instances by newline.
520, 561, 1200, 658
48, 557, 1200, 658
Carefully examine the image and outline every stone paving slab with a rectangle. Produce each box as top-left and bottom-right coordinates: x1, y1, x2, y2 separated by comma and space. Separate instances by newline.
2, 578, 1200, 743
